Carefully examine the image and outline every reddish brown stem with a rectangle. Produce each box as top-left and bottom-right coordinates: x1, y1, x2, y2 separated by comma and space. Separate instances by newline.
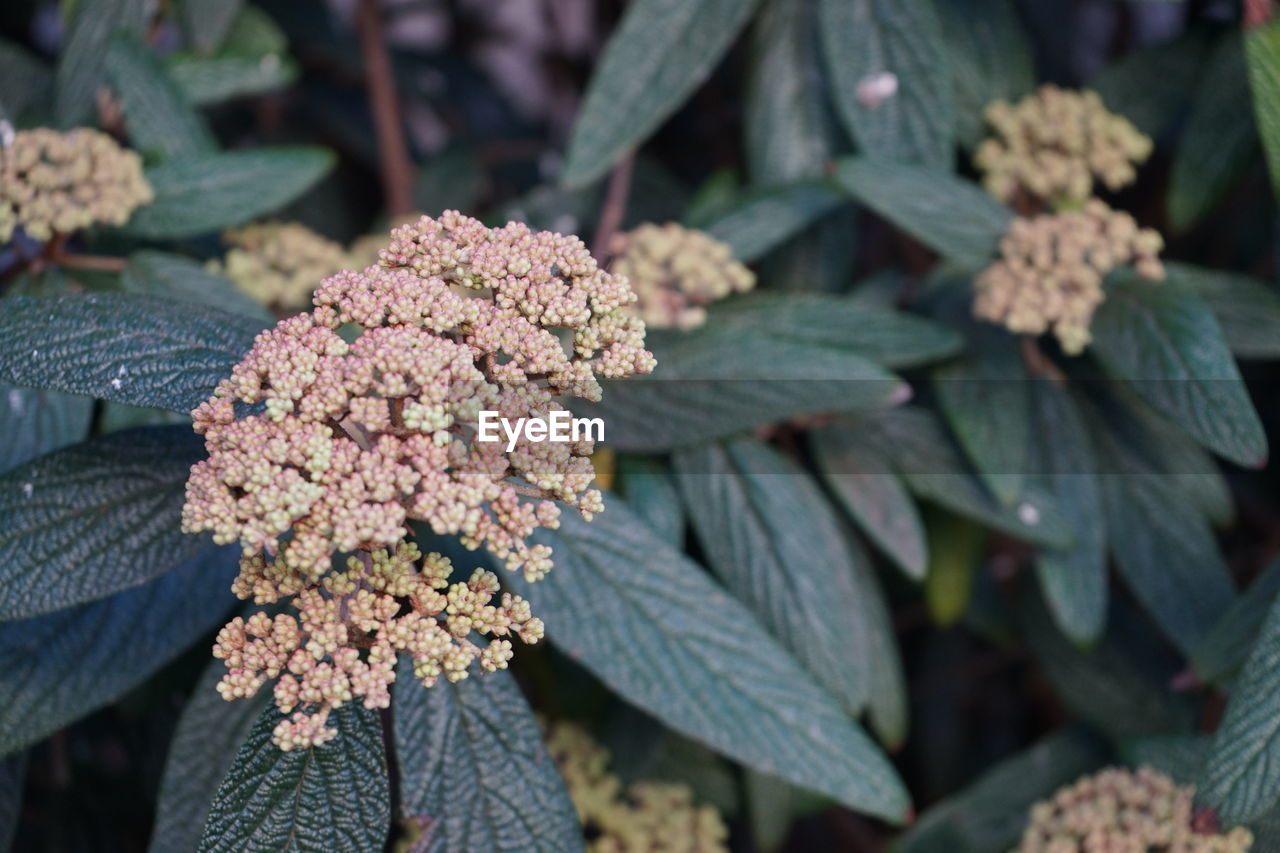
1019, 335, 1067, 383
55, 253, 127, 272
356, 0, 415, 218
590, 152, 635, 262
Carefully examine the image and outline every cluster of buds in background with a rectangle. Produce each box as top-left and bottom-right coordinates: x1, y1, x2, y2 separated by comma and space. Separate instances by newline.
185, 211, 655, 747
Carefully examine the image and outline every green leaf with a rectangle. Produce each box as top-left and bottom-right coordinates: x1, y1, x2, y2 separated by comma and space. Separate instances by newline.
53, 0, 149, 127
0, 39, 52, 121
578, 322, 907, 453
857, 535, 908, 750
673, 437, 876, 714
122, 251, 272, 322
150, 658, 272, 853
167, 54, 297, 106
1192, 559, 1280, 686
832, 158, 1012, 271
413, 145, 485, 216
1168, 32, 1257, 230
700, 183, 846, 263
894, 729, 1107, 853
0, 752, 24, 851
0, 545, 237, 756
1199, 591, 1280, 825
923, 510, 983, 628
938, 0, 1034, 149
199, 703, 389, 853
617, 456, 685, 547
178, 0, 245, 55
1091, 30, 1211, 138
1090, 273, 1268, 468
934, 326, 1030, 506
0, 384, 93, 475
812, 409, 1074, 548
1030, 381, 1107, 646
562, 0, 765, 187
817, 0, 955, 167
507, 501, 912, 823
0, 427, 206, 619
123, 147, 335, 239
1123, 734, 1211, 784
105, 34, 217, 161
0, 292, 261, 414
393, 666, 584, 853
815, 437, 926, 581
1247, 19, 1280, 203
1169, 262, 1280, 360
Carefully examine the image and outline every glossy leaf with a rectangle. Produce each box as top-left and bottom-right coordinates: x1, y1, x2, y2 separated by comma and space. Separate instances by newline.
817, 0, 955, 167
0, 545, 237, 756
394, 666, 584, 853
0, 427, 206, 619
124, 147, 335, 239
1247, 19, 1280, 202
507, 501, 912, 823
0, 293, 261, 414
832, 158, 1012, 271
673, 437, 875, 714
562, 0, 764, 187
104, 34, 217, 161
1192, 559, 1280, 686
1090, 274, 1268, 469
53, 0, 149, 126
199, 703, 389, 853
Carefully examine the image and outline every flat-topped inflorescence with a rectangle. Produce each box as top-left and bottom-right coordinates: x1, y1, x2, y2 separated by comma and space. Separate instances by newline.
0, 127, 152, 242
608, 222, 755, 331
184, 210, 655, 747
210, 222, 354, 311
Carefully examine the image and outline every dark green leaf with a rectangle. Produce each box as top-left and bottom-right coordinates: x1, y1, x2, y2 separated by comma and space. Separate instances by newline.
0, 427, 206, 619
857, 535, 908, 749
1199, 591, 1280, 825
1192, 559, 1280, 686
673, 437, 875, 714
179, 0, 245, 55
1091, 30, 1211, 138
394, 666, 584, 853
894, 729, 1107, 853
124, 147, 335, 239
701, 183, 845, 263
413, 146, 485, 216
1123, 734, 1210, 784
817, 0, 955, 167
150, 658, 272, 853
938, 0, 1034, 149
105, 34, 216, 161
1168, 33, 1257, 230
53, 0, 149, 127
1090, 273, 1268, 468
199, 703, 389, 853
0, 292, 260, 414
0, 384, 93, 475
0, 39, 52, 121
1169, 262, 1280, 360
122, 251, 272, 322
0, 545, 237, 756
562, 0, 765, 187
617, 456, 685, 546
832, 158, 1011, 271
167, 54, 297, 106
1030, 381, 1107, 646
507, 501, 911, 823
1247, 19, 1280, 202
0, 752, 23, 851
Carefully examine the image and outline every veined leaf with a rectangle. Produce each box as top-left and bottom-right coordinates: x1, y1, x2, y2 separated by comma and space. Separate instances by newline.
1199, 591, 1280, 825
617, 456, 685, 547
1090, 273, 1267, 468
562, 0, 764, 188
1247, 19, 1280, 202
817, 0, 955, 167
673, 437, 875, 714
0, 292, 261, 414
507, 501, 911, 823
832, 158, 1011, 271
856, 534, 908, 749
939, 0, 1034, 149
122, 251, 272, 323
105, 34, 217, 161
394, 666, 584, 853
701, 183, 846, 263
150, 658, 272, 853
0, 545, 237, 756
199, 703, 389, 853
0, 384, 93, 476
167, 54, 298, 106
1192, 558, 1280, 687
179, 0, 245, 55
0, 427, 206, 619
1168, 262, 1280, 360
1091, 30, 1211, 138
0, 38, 52, 121
124, 147, 335, 239
53, 0, 149, 127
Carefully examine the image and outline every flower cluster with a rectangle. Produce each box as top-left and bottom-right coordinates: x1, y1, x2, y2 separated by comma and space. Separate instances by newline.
210, 223, 354, 311
608, 223, 754, 331
546, 721, 729, 853
1018, 767, 1253, 853
975, 199, 1164, 354
975, 86, 1152, 204
185, 210, 655, 747
0, 127, 152, 242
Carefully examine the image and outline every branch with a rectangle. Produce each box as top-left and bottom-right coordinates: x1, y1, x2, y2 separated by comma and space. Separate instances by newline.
1019, 335, 1067, 384
356, 0, 415, 218
590, 152, 635, 262
55, 253, 127, 272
